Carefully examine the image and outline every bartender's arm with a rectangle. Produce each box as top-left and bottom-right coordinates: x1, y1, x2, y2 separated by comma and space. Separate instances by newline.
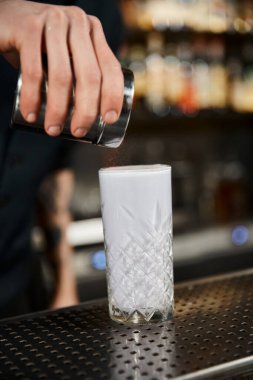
37, 169, 78, 308
0, 0, 124, 137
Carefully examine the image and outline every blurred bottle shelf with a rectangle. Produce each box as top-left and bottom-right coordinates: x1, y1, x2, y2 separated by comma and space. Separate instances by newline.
120, 0, 253, 116
128, 107, 253, 135
126, 28, 253, 44
121, 0, 253, 35
123, 35, 253, 115
131, 104, 253, 122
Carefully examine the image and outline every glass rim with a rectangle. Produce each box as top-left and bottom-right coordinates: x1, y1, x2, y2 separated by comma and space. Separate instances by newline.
99, 164, 171, 174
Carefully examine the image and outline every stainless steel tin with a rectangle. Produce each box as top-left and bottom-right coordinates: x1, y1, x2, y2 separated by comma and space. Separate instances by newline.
11, 68, 134, 148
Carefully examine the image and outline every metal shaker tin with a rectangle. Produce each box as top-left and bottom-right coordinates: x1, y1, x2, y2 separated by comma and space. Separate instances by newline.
11, 68, 134, 148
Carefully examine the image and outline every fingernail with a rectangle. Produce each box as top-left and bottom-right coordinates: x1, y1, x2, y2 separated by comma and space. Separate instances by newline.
74, 128, 86, 137
26, 112, 36, 123
47, 125, 61, 136
104, 110, 118, 124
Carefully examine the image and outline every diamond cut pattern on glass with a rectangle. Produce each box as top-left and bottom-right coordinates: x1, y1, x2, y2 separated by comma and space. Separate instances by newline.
105, 203, 173, 323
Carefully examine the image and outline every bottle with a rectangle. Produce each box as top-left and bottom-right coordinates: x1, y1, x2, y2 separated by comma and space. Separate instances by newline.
208, 38, 227, 110
145, 32, 167, 115
193, 36, 211, 110
164, 43, 183, 112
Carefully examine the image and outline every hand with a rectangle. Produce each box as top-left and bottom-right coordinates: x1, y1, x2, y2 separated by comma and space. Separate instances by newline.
0, 0, 124, 137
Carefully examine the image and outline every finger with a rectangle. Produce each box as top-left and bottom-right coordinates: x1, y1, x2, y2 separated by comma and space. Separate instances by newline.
68, 8, 101, 137
44, 9, 72, 137
19, 19, 43, 124
89, 15, 124, 125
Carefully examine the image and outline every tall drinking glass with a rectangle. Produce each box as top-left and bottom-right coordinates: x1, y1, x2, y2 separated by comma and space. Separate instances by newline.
99, 165, 173, 324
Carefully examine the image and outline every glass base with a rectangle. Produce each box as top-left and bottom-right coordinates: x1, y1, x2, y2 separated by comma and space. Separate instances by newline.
109, 304, 173, 325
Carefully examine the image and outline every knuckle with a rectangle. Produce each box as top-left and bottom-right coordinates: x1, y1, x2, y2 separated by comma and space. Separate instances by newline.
79, 112, 97, 127
69, 5, 82, 13
47, 7, 65, 21
87, 70, 101, 87
21, 89, 39, 105
77, 69, 101, 88
23, 66, 43, 82
20, 93, 39, 115
111, 93, 124, 107
47, 106, 65, 121
69, 6, 87, 22
108, 56, 123, 75
103, 57, 122, 74
84, 112, 97, 125
104, 91, 123, 111
111, 61, 122, 74
53, 70, 72, 87
19, 93, 28, 108
103, 77, 123, 98
26, 15, 43, 32
89, 15, 102, 29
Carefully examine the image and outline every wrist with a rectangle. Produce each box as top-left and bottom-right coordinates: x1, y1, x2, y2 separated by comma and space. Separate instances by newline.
56, 258, 76, 285
54, 271, 78, 301
47, 245, 73, 270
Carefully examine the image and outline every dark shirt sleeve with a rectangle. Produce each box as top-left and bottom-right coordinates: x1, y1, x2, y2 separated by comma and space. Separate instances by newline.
74, 0, 124, 55
50, 141, 75, 172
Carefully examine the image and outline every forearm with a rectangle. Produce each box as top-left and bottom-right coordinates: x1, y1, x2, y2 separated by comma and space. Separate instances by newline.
37, 169, 78, 307
50, 238, 78, 306
43, 213, 78, 307
43, 212, 72, 272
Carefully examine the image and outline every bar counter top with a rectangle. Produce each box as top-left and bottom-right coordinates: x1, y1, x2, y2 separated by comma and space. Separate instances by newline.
1, 269, 253, 380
